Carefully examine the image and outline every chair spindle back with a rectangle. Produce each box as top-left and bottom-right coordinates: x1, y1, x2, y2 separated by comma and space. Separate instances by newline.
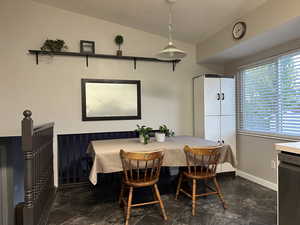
120, 150, 164, 183
184, 145, 221, 177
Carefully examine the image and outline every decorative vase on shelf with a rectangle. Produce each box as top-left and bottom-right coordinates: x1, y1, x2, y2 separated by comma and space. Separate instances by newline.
155, 132, 166, 142
114, 35, 124, 56
116, 50, 122, 56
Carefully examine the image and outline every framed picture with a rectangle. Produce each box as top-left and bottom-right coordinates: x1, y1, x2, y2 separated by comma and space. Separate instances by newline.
81, 79, 141, 121
80, 40, 95, 54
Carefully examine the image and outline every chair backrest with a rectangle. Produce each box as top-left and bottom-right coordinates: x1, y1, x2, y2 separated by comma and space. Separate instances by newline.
120, 150, 164, 184
183, 145, 221, 177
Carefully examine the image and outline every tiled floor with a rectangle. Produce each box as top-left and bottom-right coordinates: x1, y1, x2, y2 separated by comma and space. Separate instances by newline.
48, 176, 277, 225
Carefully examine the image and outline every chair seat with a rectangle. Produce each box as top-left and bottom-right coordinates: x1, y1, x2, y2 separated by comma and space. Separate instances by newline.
124, 178, 159, 187
183, 170, 215, 179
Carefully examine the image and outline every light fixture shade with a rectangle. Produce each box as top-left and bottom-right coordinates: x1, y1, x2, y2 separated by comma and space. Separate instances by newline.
157, 0, 187, 61
157, 43, 187, 60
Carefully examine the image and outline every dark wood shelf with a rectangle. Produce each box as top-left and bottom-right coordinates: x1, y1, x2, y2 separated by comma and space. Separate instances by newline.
28, 50, 180, 71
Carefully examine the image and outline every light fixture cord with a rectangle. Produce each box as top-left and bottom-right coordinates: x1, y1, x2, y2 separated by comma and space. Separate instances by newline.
168, 2, 173, 45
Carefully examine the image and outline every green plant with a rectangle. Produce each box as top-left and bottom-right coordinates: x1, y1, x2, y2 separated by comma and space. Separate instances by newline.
114, 35, 124, 50
135, 124, 153, 144
159, 125, 175, 137
41, 39, 68, 52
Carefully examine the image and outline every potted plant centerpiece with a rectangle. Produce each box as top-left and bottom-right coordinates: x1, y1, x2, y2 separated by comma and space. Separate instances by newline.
135, 125, 153, 144
155, 125, 175, 142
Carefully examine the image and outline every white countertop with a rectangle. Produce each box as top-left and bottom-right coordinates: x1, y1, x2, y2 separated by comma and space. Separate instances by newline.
275, 142, 300, 154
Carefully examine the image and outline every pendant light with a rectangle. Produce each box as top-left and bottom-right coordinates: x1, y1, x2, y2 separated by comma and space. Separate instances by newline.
157, 0, 186, 60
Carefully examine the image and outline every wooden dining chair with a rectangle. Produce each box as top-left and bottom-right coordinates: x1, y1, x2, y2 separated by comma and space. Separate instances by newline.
175, 145, 227, 216
119, 149, 167, 225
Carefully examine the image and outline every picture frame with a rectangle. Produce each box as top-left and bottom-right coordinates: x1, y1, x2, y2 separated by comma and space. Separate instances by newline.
80, 40, 95, 54
81, 79, 141, 121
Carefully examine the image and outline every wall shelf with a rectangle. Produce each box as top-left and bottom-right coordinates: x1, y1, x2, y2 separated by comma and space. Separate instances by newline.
28, 50, 180, 71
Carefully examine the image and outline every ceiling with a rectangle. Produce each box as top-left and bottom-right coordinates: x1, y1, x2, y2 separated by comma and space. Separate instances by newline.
33, 0, 268, 44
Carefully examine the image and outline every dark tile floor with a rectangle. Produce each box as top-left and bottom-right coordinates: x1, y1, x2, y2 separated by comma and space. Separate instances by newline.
48, 176, 277, 225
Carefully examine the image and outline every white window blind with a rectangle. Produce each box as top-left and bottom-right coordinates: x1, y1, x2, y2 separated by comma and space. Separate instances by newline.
239, 51, 300, 136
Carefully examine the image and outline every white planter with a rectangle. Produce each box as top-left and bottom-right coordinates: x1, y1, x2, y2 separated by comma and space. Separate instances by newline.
155, 133, 166, 142
139, 135, 145, 143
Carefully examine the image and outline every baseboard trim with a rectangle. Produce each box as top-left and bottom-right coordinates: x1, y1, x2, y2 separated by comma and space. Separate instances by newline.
58, 181, 92, 190
236, 170, 277, 191
217, 171, 236, 178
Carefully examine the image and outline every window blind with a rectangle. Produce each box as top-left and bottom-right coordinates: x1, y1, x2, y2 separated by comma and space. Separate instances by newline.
239, 51, 300, 136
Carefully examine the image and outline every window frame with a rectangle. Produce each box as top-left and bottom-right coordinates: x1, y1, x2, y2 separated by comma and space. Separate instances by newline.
237, 50, 300, 139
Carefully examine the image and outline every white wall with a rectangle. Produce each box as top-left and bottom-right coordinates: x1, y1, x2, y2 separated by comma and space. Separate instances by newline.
225, 37, 300, 73
0, 0, 222, 186
196, 0, 300, 63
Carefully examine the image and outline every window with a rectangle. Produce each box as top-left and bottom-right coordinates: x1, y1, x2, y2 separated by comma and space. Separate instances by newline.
239, 51, 300, 136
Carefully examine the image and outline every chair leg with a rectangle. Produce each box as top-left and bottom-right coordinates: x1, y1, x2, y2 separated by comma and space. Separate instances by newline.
213, 177, 227, 209
204, 179, 208, 193
175, 173, 183, 200
119, 183, 125, 205
154, 184, 168, 220
125, 187, 133, 225
152, 186, 158, 201
192, 179, 196, 216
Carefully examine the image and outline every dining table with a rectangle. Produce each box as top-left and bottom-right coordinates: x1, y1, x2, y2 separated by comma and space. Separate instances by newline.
87, 135, 237, 185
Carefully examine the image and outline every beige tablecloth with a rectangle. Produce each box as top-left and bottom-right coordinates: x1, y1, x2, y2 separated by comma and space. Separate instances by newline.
87, 136, 237, 185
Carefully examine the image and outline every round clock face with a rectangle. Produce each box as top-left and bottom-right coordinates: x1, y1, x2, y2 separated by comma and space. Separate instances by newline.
232, 22, 246, 40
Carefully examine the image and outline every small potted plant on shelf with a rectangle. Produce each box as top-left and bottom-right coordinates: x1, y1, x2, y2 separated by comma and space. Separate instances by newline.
135, 125, 153, 144
41, 39, 68, 52
114, 35, 124, 56
155, 125, 175, 142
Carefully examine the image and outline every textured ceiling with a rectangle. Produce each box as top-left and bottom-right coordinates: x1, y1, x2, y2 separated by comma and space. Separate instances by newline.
33, 0, 268, 43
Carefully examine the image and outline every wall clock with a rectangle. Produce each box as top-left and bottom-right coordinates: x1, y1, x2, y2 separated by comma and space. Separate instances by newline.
232, 21, 246, 40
